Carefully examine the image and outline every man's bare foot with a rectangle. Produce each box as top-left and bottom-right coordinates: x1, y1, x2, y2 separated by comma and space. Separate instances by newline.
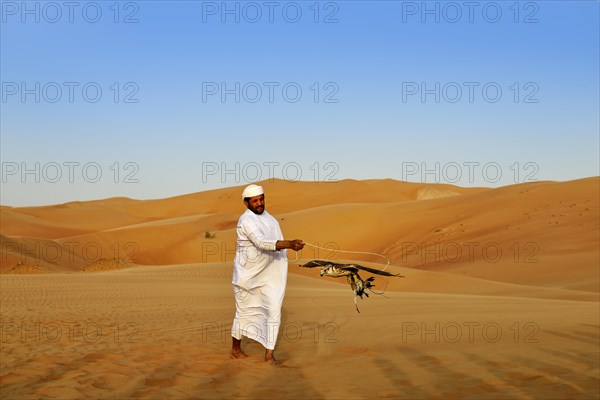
230, 337, 248, 359
230, 349, 248, 359
264, 350, 281, 366
265, 356, 282, 366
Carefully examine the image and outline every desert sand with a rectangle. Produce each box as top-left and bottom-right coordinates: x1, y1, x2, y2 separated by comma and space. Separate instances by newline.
1, 178, 598, 399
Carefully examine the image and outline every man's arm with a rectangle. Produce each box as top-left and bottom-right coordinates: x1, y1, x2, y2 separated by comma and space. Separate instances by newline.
276, 240, 305, 251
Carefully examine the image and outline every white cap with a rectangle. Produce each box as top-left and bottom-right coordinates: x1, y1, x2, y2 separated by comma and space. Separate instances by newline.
242, 184, 264, 199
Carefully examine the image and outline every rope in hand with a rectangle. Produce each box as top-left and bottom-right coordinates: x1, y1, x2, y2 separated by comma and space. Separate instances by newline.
295, 241, 391, 272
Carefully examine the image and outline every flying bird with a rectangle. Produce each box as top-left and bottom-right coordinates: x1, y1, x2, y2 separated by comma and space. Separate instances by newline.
300, 260, 404, 313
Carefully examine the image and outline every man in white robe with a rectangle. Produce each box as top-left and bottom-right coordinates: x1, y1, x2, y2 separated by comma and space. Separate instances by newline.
230, 184, 304, 365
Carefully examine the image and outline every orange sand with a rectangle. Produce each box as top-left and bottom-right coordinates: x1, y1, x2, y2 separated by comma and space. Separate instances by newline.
1, 178, 598, 399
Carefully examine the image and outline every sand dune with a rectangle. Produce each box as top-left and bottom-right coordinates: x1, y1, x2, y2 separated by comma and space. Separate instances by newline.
2, 178, 597, 284
0, 179, 486, 239
1, 178, 598, 399
415, 186, 461, 200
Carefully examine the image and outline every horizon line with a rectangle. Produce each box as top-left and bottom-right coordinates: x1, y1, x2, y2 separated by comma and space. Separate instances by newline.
2, 175, 598, 209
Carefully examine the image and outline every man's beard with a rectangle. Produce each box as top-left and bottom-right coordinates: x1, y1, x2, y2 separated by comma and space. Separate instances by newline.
249, 204, 265, 214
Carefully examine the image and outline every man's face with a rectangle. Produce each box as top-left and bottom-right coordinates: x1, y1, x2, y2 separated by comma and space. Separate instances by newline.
245, 194, 265, 214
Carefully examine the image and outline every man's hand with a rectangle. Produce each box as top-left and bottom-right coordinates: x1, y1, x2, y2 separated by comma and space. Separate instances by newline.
276, 239, 305, 251
290, 239, 305, 251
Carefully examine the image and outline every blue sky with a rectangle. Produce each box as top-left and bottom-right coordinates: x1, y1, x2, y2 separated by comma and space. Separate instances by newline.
1, 0, 598, 206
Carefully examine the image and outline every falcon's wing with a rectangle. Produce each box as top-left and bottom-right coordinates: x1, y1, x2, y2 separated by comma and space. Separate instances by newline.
349, 263, 404, 277
301, 260, 403, 277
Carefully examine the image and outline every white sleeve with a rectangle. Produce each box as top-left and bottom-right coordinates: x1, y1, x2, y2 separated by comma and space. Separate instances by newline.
239, 218, 278, 251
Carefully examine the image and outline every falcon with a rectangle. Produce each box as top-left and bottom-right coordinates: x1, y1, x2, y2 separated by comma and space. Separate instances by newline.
300, 260, 404, 313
